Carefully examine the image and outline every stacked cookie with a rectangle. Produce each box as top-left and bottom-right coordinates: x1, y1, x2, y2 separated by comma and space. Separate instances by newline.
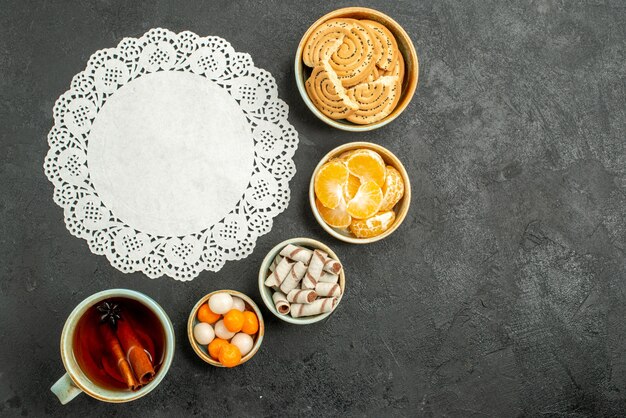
303, 18, 405, 124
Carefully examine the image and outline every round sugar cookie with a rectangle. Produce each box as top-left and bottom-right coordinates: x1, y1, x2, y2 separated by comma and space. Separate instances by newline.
346, 75, 401, 125
303, 18, 354, 67
305, 63, 359, 120
361, 20, 400, 72
384, 50, 405, 86
365, 66, 380, 82
328, 19, 380, 88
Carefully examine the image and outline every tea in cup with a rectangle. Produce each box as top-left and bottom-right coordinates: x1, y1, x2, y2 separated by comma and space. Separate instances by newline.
51, 289, 175, 404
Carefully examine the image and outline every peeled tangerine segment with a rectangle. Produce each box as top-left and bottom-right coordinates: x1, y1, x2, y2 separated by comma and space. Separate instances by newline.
346, 181, 383, 219
314, 160, 350, 209
345, 149, 386, 188
350, 211, 396, 238
337, 150, 357, 161
343, 174, 361, 201
316, 197, 351, 229
380, 165, 405, 211
305, 63, 359, 120
346, 75, 401, 125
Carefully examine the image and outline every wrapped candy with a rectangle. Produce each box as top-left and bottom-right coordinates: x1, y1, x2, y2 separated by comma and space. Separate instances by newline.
264, 257, 294, 288
286, 289, 318, 304
269, 255, 283, 272
315, 282, 341, 297
279, 261, 307, 294
272, 291, 291, 315
290, 298, 337, 318
279, 244, 313, 264
302, 249, 326, 289
322, 257, 342, 275
318, 271, 339, 284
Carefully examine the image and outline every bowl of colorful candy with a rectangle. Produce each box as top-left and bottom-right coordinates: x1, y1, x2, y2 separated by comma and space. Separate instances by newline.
310, 142, 411, 243
187, 290, 264, 367
258, 237, 346, 325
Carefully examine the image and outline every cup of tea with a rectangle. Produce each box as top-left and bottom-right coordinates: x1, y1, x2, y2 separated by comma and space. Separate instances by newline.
51, 289, 175, 404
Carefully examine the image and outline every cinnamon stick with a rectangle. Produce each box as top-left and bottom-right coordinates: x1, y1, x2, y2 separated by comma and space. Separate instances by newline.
100, 324, 140, 391
116, 319, 155, 385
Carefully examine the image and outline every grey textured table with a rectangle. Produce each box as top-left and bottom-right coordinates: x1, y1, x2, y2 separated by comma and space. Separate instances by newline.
1, 0, 625, 416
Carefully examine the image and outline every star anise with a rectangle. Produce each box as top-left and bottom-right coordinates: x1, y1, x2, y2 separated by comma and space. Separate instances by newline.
97, 301, 122, 329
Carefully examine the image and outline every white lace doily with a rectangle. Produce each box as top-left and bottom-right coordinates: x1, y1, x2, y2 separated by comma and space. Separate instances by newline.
44, 28, 299, 281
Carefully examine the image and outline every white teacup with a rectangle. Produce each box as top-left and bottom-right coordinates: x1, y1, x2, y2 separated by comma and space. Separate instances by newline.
51, 289, 175, 404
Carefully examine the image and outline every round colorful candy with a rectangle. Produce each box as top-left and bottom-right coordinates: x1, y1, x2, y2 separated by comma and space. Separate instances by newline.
193, 322, 215, 345
214, 319, 236, 340
231, 333, 254, 356
209, 293, 233, 315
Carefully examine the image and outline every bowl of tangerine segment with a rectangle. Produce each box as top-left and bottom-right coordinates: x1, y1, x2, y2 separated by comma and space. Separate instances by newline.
259, 238, 346, 325
310, 142, 410, 243
188, 290, 263, 368
295, 7, 419, 131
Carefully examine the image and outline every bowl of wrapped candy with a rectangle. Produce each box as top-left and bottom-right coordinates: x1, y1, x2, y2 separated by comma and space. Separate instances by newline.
258, 238, 345, 325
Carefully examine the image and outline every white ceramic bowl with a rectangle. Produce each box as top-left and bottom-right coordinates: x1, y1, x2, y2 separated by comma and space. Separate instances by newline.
258, 238, 346, 325
309, 142, 411, 244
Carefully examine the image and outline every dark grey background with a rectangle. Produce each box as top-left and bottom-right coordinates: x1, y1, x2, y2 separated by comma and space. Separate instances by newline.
1, 0, 625, 416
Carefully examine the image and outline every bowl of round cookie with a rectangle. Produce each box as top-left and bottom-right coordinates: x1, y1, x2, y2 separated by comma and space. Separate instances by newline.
295, 7, 419, 131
